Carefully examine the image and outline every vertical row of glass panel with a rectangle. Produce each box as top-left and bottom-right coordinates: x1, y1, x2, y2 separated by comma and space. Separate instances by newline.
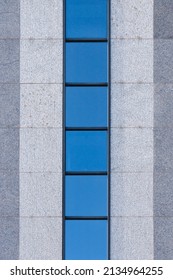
64, 0, 109, 260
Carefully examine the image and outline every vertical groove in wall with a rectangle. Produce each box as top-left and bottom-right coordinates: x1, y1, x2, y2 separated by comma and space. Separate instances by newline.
19, 0, 63, 260
110, 0, 154, 260
153, 0, 173, 260
0, 0, 20, 260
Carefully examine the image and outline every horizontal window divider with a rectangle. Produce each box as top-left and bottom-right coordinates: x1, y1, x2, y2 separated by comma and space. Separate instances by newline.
65, 83, 108, 87
65, 216, 108, 220
66, 38, 108, 43
66, 127, 108, 131
65, 171, 108, 176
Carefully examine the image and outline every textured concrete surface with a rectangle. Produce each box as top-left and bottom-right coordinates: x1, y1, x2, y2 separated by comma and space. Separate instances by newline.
0, 0, 19, 38
20, 172, 62, 217
20, 128, 62, 172
0, 0, 19, 12
111, 84, 153, 127
111, 173, 153, 217
154, 40, 173, 83
0, 172, 19, 216
20, 0, 63, 39
20, 217, 62, 260
20, 84, 62, 128
0, 84, 19, 127
111, 128, 153, 172
111, 0, 153, 39
154, 84, 173, 127
19, 0, 63, 260
0, 218, 19, 260
154, 128, 173, 172
0, 40, 19, 83
20, 39, 63, 83
154, 172, 173, 216
111, 39, 153, 83
154, 0, 173, 259
154, 218, 173, 259
154, 0, 173, 39
111, 217, 153, 259
0, 129, 19, 171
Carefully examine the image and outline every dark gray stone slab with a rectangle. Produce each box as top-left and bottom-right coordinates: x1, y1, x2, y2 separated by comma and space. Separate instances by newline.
0, 129, 19, 170
0, 12, 19, 38
0, 0, 19, 12
0, 40, 19, 83
0, 218, 19, 260
154, 128, 173, 172
0, 172, 19, 216
154, 84, 173, 127
154, 172, 173, 216
154, 218, 173, 259
0, 84, 19, 127
154, 40, 173, 83
154, 0, 173, 39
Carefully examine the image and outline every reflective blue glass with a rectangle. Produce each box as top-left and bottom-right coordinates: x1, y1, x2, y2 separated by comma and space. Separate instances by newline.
65, 220, 108, 260
66, 43, 107, 83
66, 87, 108, 127
66, 0, 107, 39
65, 176, 108, 216
66, 131, 107, 172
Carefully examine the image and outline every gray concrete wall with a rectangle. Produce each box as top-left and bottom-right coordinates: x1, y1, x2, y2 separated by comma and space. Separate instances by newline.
154, 0, 173, 260
0, 0, 20, 260
1, 0, 173, 260
110, 0, 154, 259
19, 0, 63, 259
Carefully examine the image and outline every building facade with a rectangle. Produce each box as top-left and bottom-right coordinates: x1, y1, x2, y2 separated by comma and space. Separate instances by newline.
0, 0, 172, 259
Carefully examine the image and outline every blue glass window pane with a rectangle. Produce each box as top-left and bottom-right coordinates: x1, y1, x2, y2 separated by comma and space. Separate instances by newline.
65, 176, 108, 216
66, 131, 107, 172
66, 0, 107, 39
66, 87, 108, 127
65, 220, 108, 260
66, 43, 107, 83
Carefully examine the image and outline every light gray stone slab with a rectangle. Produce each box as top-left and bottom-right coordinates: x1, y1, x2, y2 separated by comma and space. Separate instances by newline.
21, 0, 63, 39
111, 84, 153, 127
20, 39, 63, 83
111, 0, 153, 39
20, 217, 62, 260
111, 128, 153, 172
0, 128, 19, 171
20, 84, 62, 128
20, 172, 62, 217
0, 84, 19, 127
0, 39, 19, 83
154, 218, 173, 259
0, 172, 19, 216
154, 172, 173, 217
111, 173, 153, 217
154, 0, 173, 39
154, 40, 173, 83
111, 217, 153, 259
20, 128, 62, 172
0, 218, 19, 260
111, 39, 153, 83
154, 128, 173, 172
